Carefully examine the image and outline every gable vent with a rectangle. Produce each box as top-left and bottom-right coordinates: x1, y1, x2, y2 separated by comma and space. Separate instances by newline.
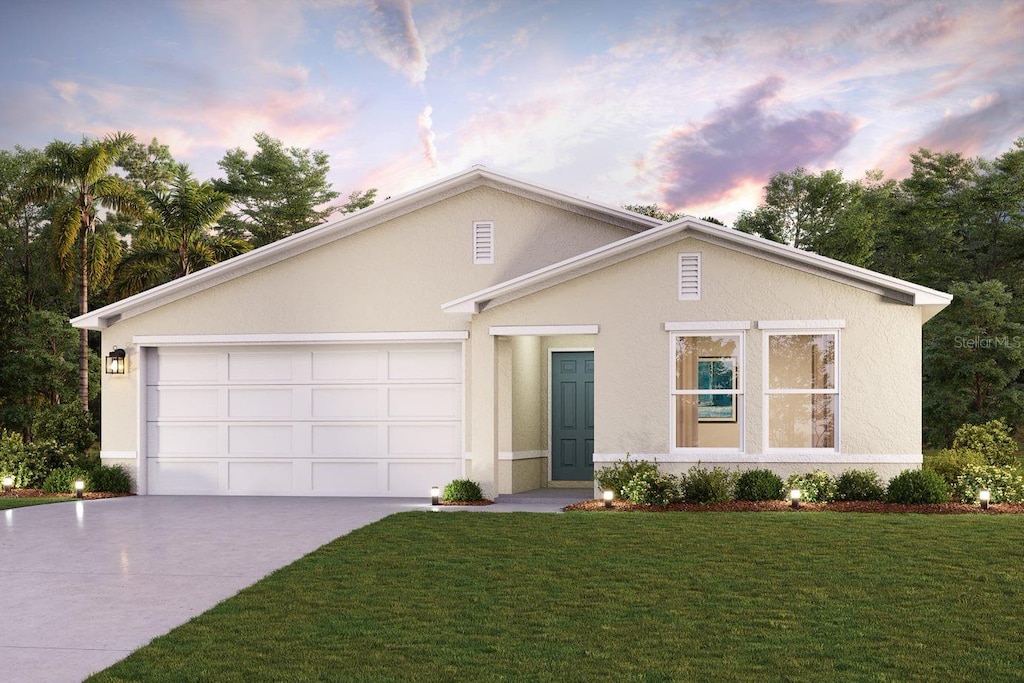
474, 221, 494, 264
678, 252, 701, 300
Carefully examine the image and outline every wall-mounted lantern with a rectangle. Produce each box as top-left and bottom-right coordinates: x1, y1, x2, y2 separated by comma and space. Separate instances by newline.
105, 347, 126, 375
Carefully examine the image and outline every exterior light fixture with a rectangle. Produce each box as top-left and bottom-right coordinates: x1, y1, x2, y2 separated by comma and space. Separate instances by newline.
75, 479, 85, 499
2, 476, 13, 494
603, 490, 614, 509
105, 347, 126, 375
979, 488, 991, 511
430, 486, 440, 506
790, 489, 802, 510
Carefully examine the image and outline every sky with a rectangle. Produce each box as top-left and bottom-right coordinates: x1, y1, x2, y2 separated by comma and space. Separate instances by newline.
1, 0, 1022, 224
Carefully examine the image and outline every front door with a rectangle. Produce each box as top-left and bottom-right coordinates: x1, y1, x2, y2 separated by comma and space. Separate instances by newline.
551, 351, 594, 481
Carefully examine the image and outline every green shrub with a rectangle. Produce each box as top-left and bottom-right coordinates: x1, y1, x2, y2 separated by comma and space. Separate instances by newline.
33, 403, 96, 455
89, 464, 133, 493
785, 471, 838, 503
885, 469, 950, 504
42, 466, 91, 494
952, 419, 1019, 467
952, 464, 1024, 504
621, 469, 680, 506
836, 469, 885, 501
442, 479, 483, 502
682, 465, 737, 504
0, 430, 73, 489
925, 448, 985, 486
734, 469, 784, 501
596, 454, 661, 499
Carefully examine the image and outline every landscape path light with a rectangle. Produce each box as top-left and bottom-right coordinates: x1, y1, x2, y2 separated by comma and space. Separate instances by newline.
430, 486, 440, 506
2, 476, 13, 494
979, 488, 991, 511
790, 489, 802, 510
603, 489, 614, 509
75, 480, 85, 499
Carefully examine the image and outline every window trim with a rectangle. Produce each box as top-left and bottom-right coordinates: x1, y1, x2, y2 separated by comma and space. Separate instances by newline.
762, 328, 841, 455
669, 329, 745, 454
473, 221, 494, 264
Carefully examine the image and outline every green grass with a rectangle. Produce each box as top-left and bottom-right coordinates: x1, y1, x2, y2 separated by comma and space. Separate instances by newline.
92, 512, 1024, 682
0, 496, 70, 510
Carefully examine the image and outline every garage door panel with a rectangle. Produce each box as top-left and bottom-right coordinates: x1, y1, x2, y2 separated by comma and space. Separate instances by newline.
149, 461, 220, 493
228, 352, 296, 382
151, 424, 220, 455
389, 423, 459, 456
148, 387, 220, 419
388, 349, 460, 381
311, 351, 380, 381
228, 388, 296, 418
388, 461, 460, 494
311, 387, 380, 419
151, 352, 222, 383
227, 425, 293, 455
388, 386, 460, 419
311, 462, 382, 493
311, 424, 379, 455
227, 461, 293, 492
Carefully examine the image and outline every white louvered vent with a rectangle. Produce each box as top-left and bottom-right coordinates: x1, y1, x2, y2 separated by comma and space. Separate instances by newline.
474, 221, 494, 264
678, 253, 701, 300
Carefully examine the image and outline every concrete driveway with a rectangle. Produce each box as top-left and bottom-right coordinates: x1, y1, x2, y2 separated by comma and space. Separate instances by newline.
0, 491, 587, 682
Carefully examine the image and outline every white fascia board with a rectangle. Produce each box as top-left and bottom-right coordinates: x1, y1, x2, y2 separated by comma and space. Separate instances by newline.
757, 320, 846, 330
132, 331, 469, 347
489, 325, 599, 336
664, 321, 752, 331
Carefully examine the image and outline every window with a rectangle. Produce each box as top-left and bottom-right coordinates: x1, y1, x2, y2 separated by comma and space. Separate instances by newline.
678, 253, 701, 300
765, 331, 839, 450
671, 333, 743, 451
473, 221, 494, 264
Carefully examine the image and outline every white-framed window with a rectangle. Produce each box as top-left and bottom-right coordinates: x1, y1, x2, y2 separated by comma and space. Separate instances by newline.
669, 331, 744, 452
473, 221, 494, 264
763, 329, 840, 452
678, 252, 701, 300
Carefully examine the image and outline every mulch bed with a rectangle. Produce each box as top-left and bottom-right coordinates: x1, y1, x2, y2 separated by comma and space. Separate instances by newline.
1, 488, 132, 500
565, 499, 1024, 514
439, 499, 494, 506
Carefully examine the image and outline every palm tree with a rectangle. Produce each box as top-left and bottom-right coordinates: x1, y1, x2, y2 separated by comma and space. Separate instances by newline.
113, 165, 250, 298
22, 132, 142, 411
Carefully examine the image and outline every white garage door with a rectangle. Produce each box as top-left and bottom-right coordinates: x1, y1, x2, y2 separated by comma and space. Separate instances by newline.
145, 343, 463, 496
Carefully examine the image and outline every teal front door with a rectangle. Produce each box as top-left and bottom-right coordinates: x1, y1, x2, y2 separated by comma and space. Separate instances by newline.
551, 351, 594, 481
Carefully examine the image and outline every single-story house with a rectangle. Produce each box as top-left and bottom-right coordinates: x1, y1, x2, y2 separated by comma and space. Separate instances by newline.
73, 166, 952, 498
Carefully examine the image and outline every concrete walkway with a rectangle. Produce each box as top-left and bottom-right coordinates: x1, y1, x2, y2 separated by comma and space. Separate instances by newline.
0, 489, 592, 682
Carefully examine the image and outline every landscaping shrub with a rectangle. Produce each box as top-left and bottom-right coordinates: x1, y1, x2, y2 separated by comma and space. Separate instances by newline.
89, 464, 133, 494
785, 470, 837, 503
925, 448, 985, 486
734, 469, 784, 501
596, 454, 661, 499
885, 469, 950, 504
682, 465, 737, 504
33, 403, 96, 455
0, 430, 74, 489
836, 469, 885, 501
952, 419, 1019, 467
42, 466, 91, 494
442, 479, 484, 502
952, 464, 1024, 504
621, 469, 680, 506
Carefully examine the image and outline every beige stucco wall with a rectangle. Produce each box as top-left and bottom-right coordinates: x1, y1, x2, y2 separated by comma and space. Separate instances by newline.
99, 186, 635, 468
472, 236, 926, 482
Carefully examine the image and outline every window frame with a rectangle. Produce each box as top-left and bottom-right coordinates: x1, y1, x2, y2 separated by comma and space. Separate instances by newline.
668, 329, 746, 454
762, 327, 841, 454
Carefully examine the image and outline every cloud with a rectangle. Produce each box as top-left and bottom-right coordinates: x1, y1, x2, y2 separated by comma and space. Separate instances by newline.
648, 77, 858, 207
417, 104, 437, 166
353, 0, 429, 85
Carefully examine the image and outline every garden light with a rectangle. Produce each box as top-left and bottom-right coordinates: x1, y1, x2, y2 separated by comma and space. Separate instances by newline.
105, 347, 126, 374
979, 488, 991, 511
2, 476, 12, 494
790, 489, 801, 509
430, 486, 440, 506
75, 479, 85, 499
603, 489, 614, 508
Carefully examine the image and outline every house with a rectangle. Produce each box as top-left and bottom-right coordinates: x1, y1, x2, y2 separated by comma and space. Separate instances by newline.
72, 166, 952, 498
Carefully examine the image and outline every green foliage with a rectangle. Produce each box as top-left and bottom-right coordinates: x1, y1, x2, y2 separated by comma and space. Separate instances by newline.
835, 469, 885, 501
785, 470, 838, 503
33, 402, 95, 453
681, 465, 737, 504
620, 468, 680, 506
734, 468, 784, 501
41, 465, 90, 494
952, 419, 1019, 467
622, 203, 682, 222
885, 469, 950, 504
89, 464, 132, 493
0, 429, 73, 488
924, 448, 985, 486
442, 479, 483, 502
595, 454, 661, 499
951, 464, 1024, 504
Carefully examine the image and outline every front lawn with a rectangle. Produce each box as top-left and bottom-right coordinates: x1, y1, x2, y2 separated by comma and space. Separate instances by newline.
92, 512, 1023, 681
0, 496, 70, 510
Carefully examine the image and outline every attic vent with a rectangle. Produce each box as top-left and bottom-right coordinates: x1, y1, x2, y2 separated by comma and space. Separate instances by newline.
678, 253, 701, 301
474, 221, 494, 264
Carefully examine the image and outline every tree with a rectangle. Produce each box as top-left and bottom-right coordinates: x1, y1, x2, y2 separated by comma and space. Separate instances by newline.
117, 137, 176, 193
20, 132, 143, 410
113, 165, 250, 297
624, 203, 682, 222
214, 133, 342, 247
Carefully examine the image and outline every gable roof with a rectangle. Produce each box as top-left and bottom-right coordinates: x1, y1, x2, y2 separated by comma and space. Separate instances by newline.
442, 216, 953, 321
72, 166, 663, 330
